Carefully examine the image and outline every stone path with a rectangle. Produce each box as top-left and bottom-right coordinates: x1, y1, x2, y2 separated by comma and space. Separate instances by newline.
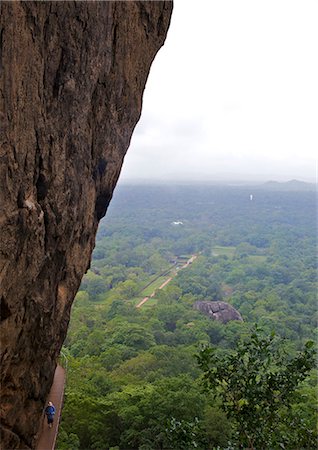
36, 365, 65, 450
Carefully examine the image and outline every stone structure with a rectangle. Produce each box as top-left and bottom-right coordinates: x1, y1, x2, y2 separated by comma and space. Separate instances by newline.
0, 2, 172, 447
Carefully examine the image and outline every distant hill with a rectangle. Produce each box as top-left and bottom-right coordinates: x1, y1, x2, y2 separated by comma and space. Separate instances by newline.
257, 180, 316, 192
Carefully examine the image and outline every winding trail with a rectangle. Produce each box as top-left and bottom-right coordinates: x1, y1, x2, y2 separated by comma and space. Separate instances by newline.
36, 365, 65, 450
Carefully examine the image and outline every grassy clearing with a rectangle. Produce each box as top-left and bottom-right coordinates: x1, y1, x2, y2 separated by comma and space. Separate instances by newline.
130, 297, 143, 306
140, 275, 171, 296
130, 255, 196, 308
212, 246, 236, 257
132, 274, 173, 307
248, 255, 267, 263
139, 297, 158, 308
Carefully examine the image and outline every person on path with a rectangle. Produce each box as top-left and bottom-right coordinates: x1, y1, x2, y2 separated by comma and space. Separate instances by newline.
44, 401, 56, 428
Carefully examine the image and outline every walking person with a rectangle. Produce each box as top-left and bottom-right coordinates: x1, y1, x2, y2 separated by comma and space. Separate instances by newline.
44, 401, 56, 428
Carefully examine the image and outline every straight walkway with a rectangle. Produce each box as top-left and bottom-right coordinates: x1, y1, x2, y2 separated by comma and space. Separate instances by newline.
136, 277, 173, 308
136, 255, 198, 308
36, 365, 65, 450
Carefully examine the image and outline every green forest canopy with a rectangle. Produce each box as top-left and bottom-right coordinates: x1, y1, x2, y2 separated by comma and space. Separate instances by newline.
57, 184, 317, 450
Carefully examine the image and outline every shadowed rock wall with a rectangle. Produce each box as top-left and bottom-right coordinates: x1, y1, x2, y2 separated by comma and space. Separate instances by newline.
0, 1, 172, 447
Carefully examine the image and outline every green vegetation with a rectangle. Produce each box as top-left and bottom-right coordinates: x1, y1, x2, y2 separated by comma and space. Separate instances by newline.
57, 185, 317, 449
197, 328, 316, 449
212, 246, 236, 257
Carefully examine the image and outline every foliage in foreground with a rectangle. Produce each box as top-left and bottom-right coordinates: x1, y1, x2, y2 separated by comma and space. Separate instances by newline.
196, 327, 317, 449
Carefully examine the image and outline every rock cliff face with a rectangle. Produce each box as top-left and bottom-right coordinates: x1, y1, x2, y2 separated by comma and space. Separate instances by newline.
194, 301, 243, 323
0, 2, 172, 448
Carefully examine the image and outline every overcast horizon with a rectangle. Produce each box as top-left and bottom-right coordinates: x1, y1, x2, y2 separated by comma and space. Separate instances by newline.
119, 0, 317, 184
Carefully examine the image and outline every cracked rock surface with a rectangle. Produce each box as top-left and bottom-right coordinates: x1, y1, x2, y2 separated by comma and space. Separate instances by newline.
194, 301, 243, 324
0, 2, 172, 448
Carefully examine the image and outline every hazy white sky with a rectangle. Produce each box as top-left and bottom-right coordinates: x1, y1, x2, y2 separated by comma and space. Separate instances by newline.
120, 0, 317, 183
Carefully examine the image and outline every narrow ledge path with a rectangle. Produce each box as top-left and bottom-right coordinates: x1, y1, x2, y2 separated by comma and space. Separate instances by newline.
35, 365, 65, 450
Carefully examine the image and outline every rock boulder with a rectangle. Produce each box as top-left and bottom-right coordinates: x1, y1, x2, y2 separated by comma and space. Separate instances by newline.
194, 301, 243, 324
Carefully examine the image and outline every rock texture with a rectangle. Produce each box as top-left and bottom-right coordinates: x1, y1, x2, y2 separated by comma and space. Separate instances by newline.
194, 301, 243, 324
0, 2, 172, 448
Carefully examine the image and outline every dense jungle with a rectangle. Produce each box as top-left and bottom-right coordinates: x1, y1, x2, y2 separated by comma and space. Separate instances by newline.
57, 183, 317, 450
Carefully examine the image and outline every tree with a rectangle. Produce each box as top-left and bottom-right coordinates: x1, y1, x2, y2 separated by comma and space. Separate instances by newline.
111, 323, 155, 350
57, 429, 80, 450
81, 271, 109, 299
165, 417, 203, 450
196, 327, 316, 449
117, 279, 139, 300
146, 252, 168, 274
112, 375, 206, 449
